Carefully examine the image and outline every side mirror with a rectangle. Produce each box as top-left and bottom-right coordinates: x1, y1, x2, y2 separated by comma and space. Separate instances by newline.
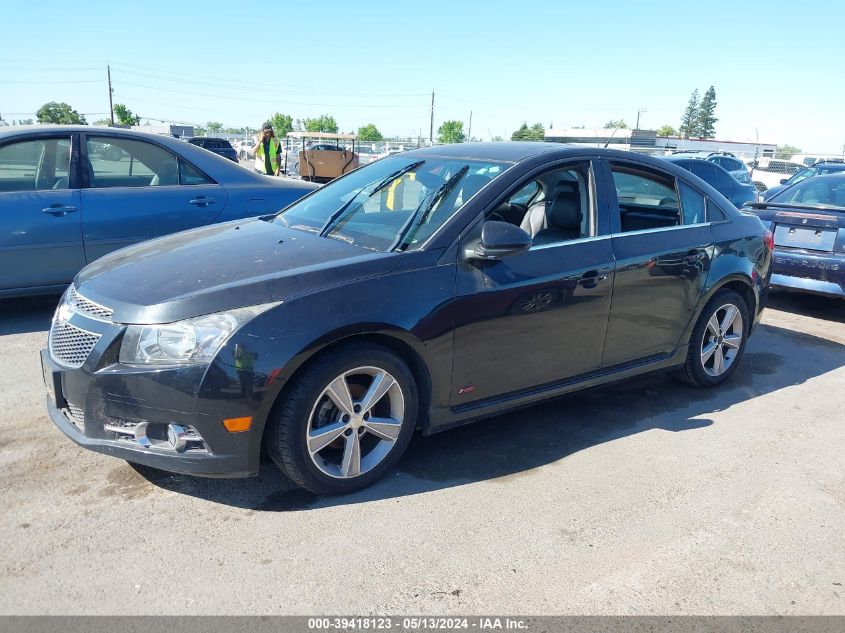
779, 178, 788, 185
466, 220, 532, 260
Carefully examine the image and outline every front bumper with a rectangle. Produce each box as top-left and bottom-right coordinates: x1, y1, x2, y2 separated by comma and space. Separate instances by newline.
41, 302, 265, 478
771, 250, 845, 298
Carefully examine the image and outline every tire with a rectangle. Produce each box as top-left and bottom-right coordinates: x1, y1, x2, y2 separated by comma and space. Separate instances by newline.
267, 342, 418, 495
106, 146, 123, 161
673, 288, 749, 388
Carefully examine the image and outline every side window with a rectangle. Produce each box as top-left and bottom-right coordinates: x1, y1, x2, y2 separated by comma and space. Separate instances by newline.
516, 164, 593, 247
690, 161, 719, 188
86, 136, 179, 188
707, 200, 728, 222
610, 163, 680, 232
715, 167, 732, 192
0, 137, 71, 192
678, 182, 706, 224
179, 159, 214, 186
509, 181, 540, 206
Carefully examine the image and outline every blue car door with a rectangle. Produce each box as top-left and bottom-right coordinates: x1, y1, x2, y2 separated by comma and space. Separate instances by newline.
79, 133, 227, 263
0, 133, 86, 293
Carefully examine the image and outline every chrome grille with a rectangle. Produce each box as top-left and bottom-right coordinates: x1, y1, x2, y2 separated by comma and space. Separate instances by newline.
65, 402, 85, 431
49, 320, 100, 368
68, 285, 113, 321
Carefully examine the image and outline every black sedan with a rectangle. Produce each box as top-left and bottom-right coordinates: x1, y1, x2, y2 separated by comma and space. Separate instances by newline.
187, 137, 239, 162
745, 173, 845, 298
42, 143, 772, 495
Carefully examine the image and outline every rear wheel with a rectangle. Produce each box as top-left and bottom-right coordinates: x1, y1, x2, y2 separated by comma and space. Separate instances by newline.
673, 289, 749, 387
267, 342, 418, 495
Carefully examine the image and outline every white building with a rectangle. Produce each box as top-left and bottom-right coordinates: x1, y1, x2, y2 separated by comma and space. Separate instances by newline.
544, 128, 777, 157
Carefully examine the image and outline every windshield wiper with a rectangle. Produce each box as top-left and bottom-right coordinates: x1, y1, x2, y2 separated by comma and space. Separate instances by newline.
389, 164, 469, 251
318, 160, 425, 237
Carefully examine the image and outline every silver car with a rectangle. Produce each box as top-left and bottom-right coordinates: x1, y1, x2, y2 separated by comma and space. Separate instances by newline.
0, 126, 316, 297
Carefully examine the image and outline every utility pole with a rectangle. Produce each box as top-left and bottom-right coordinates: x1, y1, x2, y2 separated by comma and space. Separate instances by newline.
107, 65, 115, 126
635, 108, 647, 131
467, 110, 472, 142
429, 90, 435, 144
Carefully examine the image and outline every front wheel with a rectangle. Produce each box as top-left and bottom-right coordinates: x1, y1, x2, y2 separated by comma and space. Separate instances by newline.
673, 289, 749, 388
267, 343, 418, 495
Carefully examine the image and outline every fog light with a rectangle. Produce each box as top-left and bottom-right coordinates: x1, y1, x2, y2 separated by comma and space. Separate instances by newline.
167, 424, 188, 452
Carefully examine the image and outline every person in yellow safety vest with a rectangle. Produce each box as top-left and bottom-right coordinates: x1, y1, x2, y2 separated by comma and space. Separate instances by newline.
254, 122, 282, 176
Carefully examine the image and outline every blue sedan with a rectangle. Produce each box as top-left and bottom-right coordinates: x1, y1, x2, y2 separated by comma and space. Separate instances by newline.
664, 156, 758, 208
0, 126, 317, 297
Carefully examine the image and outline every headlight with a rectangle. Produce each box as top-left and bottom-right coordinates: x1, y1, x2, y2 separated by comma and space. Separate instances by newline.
119, 303, 278, 366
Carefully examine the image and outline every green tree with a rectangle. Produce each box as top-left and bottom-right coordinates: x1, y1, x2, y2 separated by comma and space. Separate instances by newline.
36, 102, 86, 125
657, 124, 677, 137
491, 135, 504, 142
775, 145, 802, 159
302, 114, 339, 133
269, 113, 294, 138
206, 121, 223, 134
679, 89, 700, 138
511, 122, 545, 141
357, 123, 383, 141
603, 119, 628, 129
437, 120, 466, 144
194, 125, 207, 136
697, 86, 718, 138
113, 103, 140, 126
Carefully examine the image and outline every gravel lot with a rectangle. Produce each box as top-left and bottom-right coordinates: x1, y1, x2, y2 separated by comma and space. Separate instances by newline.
0, 291, 843, 615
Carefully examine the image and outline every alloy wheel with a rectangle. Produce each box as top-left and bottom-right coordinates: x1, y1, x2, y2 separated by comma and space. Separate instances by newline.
306, 366, 405, 479
700, 303, 744, 377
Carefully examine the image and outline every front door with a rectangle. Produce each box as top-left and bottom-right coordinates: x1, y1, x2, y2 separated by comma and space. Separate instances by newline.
599, 159, 714, 367
451, 160, 614, 406
0, 134, 85, 292
80, 134, 227, 262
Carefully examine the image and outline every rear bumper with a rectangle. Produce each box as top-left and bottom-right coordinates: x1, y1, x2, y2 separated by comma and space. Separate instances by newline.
771, 250, 845, 298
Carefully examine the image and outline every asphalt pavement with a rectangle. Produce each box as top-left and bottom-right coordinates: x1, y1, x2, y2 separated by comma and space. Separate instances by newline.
0, 291, 843, 615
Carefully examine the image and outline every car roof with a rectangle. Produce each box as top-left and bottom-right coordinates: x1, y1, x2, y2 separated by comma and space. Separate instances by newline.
406, 141, 569, 162
813, 162, 845, 169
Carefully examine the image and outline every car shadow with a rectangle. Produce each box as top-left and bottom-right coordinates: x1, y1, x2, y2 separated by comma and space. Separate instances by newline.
0, 295, 61, 336
133, 321, 845, 511
767, 290, 845, 324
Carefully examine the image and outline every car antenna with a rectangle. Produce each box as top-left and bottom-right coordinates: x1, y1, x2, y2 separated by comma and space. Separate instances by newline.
604, 121, 625, 149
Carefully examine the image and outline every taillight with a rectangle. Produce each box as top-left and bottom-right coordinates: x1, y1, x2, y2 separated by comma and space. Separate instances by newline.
764, 229, 774, 251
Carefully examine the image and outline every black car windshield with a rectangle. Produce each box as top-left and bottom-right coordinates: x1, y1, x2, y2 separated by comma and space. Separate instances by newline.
274, 156, 507, 251
769, 175, 845, 209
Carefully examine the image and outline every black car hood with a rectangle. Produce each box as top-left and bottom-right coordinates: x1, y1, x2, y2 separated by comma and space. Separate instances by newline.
75, 219, 399, 324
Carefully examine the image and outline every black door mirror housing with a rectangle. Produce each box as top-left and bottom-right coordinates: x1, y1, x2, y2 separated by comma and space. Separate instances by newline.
466, 220, 532, 260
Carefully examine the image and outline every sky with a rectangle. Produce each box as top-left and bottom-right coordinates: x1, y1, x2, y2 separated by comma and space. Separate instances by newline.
1, 0, 844, 152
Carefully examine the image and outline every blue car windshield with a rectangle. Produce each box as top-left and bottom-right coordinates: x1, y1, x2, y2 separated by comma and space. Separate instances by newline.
274, 156, 507, 252
770, 176, 845, 209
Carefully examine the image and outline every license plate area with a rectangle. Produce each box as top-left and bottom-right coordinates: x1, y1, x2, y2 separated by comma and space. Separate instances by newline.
774, 224, 836, 251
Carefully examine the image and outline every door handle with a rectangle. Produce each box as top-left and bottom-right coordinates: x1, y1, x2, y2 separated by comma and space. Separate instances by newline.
42, 204, 77, 216
577, 271, 609, 286
189, 196, 216, 206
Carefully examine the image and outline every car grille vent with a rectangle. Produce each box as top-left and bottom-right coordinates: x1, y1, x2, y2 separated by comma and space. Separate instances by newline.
49, 320, 100, 368
68, 285, 114, 321
65, 402, 85, 431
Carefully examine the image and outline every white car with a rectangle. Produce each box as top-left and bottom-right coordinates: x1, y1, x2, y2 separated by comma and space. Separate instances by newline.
745, 158, 805, 192
234, 140, 255, 159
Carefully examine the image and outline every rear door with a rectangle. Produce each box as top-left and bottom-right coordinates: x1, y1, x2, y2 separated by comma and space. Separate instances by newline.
598, 159, 714, 367
80, 134, 227, 262
0, 133, 85, 292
